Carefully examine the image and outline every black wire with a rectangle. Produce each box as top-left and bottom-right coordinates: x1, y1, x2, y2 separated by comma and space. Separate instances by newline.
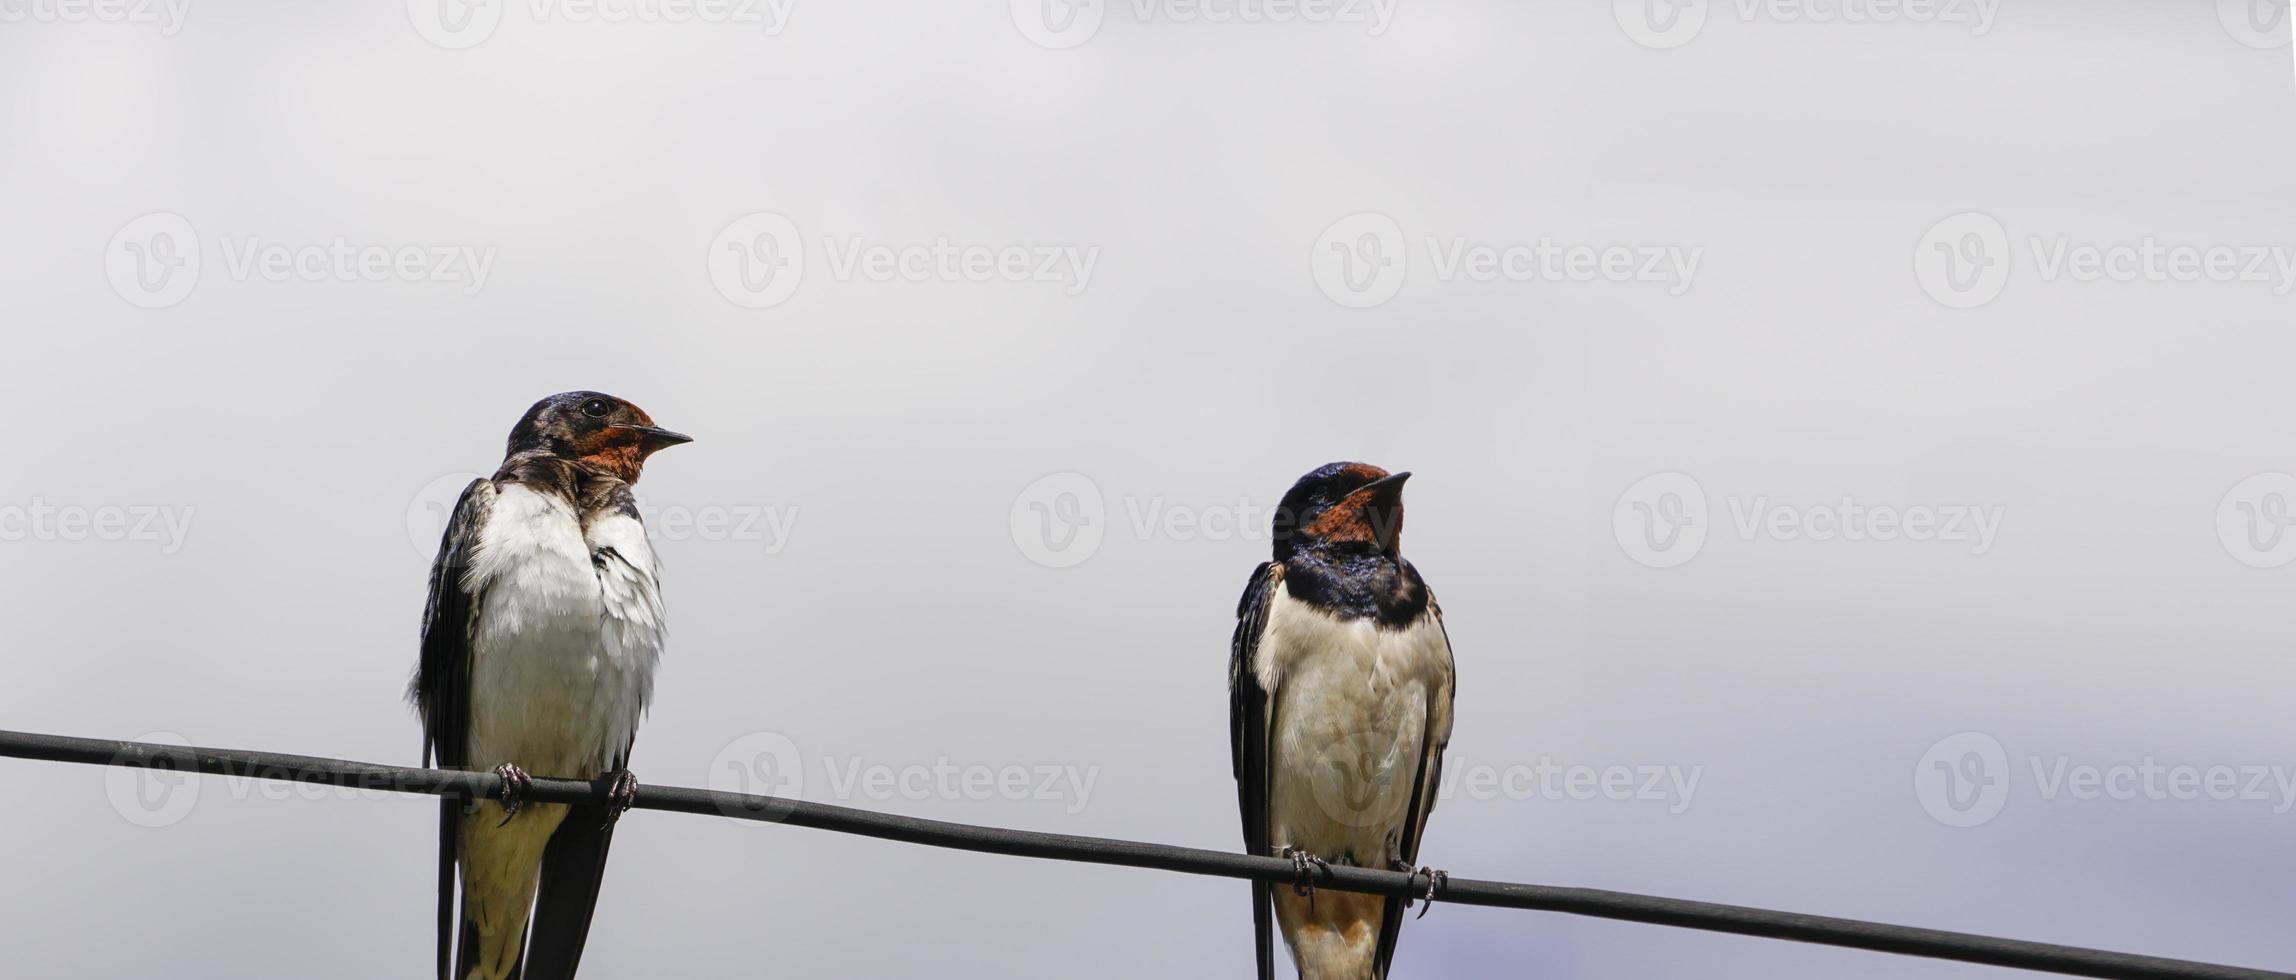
2, 728, 2285, 980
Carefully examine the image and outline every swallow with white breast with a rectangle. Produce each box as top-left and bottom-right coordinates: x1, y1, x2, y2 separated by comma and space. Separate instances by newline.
411, 391, 691, 980
1231, 462, 1456, 980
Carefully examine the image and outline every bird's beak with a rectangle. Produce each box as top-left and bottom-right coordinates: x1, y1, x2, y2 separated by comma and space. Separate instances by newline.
1353, 471, 1410, 556
618, 426, 693, 455
1362, 471, 1411, 495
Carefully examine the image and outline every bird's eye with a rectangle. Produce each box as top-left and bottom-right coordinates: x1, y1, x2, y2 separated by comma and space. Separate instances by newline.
582, 399, 610, 418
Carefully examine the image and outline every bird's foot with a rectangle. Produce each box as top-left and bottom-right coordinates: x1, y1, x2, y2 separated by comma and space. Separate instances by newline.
1383, 835, 1448, 919
1282, 846, 1332, 911
1411, 867, 1448, 919
601, 769, 639, 827
492, 763, 533, 827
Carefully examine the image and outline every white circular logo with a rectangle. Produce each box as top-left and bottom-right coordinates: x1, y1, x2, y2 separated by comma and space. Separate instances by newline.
105, 212, 200, 310
1010, 0, 1104, 49
707, 730, 805, 825
1613, 0, 1708, 50
2220, 0, 2292, 48
708, 212, 805, 309
1303, 730, 1408, 829
1914, 731, 2009, 828
408, 472, 489, 561
1311, 212, 1407, 309
1010, 471, 1105, 568
2217, 472, 2296, 568
1613, 471, 1707, 569
1913, 211, 2010, 309
106, 731, 201, 829
407, 0, 502, 49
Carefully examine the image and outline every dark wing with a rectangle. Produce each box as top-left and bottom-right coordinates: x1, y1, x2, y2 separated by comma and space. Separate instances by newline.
1229, 561, 1281, 980
1371, 597, 1457, 980
521, 738, 631, 980
412, 478, 493, 980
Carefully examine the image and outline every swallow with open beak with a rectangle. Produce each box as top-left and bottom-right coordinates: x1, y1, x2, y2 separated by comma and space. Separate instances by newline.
1230, 462, 1456, 980
411, 391, 692, 980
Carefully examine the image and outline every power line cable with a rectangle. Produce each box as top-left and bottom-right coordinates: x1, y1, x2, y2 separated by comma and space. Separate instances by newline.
1, 729, 2284, 980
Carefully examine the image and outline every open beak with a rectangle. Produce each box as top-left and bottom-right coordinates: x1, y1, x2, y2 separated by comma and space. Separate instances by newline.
617, 425, 693, 455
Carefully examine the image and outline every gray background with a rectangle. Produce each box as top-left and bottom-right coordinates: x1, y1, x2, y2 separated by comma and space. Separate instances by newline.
4, 2, 2295, 977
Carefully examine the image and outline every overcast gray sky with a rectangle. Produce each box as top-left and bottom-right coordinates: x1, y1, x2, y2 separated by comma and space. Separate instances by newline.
3, 2, 2295, 977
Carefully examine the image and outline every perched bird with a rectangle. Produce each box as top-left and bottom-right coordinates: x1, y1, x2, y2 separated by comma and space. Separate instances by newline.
412, 391, 691, 980
1231, 462, 1456, 980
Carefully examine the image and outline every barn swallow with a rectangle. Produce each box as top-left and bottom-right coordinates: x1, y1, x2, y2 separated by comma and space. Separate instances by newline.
411, 391, 691, 980
1230, 462, 1456, 980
